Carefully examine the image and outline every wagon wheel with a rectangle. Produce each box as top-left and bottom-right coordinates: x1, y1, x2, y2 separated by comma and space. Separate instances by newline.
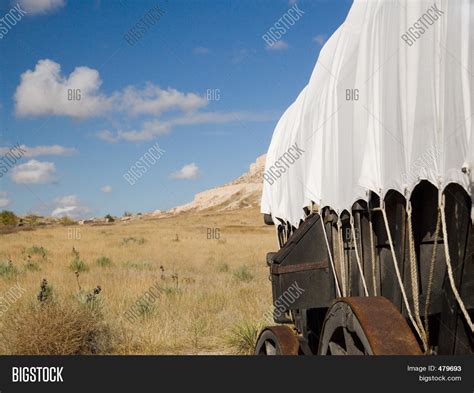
318, 297, 422, 355
254, 326, 300, 355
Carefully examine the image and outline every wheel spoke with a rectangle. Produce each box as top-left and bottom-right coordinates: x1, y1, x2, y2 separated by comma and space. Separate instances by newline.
343, 328, 364, 355
328, 341, 347, 355
265, 341, 277, 355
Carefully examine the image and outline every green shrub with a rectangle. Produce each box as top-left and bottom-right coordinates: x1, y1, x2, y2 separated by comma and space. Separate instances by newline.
24, 261, 41, 272
233, 265, 254, 282
121, 237, 145, 245
59, 216, 76, 226
104, 214, 115, 222
70, 258, 89, 272
0, 210, 18, 226
24, 214, 42, 225
96, 256, 112, 267
26, 246, 47, 258
0, 261, 18, 278
226, 320, 262, 355
122, 261, 153, 270
75, 286, 103, 317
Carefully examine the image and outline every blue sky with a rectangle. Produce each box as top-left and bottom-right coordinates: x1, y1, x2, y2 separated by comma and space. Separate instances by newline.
0, 0, 351, 218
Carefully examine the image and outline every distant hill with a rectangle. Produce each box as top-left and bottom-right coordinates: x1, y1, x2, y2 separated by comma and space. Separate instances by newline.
153, 155, 265, 216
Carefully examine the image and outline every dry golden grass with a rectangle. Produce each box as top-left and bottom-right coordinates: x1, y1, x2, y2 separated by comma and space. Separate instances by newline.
0, 301, 112, 355
0, 208, 276, 354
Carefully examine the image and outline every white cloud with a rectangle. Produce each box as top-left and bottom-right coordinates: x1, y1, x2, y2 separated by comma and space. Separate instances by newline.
0, 192, 10, 208
55, 195, 79, 206
101, 185, 112, 193
193, 46, 211, 55
170, 111, 275, 125
117, 83, 207, 116
116, 119, 170, 141
96, 130, 117, 143
232, 48, 255, 64
17, 0, 65, 15
170, 163, 199, 180
11, 159, 56, 184
97, 119, 170, 142
313, 34, 327, 46
14, 60, 207, 119
51, 205, 89, 218
97, 111, 275, 142
51, 194, 89, 218
266, 40, 289, 51
15, 59, 111, 118
51, 206, 77, 216
15, 59, 276, 143
0, 144, 76, 157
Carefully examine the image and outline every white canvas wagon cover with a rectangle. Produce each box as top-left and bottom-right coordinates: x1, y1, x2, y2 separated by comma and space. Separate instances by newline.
261, 0, 474, 227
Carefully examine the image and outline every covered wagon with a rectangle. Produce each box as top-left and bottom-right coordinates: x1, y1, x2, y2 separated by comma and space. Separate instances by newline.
257, 0, 473, 355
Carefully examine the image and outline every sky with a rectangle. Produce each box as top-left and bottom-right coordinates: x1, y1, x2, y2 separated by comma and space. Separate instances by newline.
0, 0, 352, 218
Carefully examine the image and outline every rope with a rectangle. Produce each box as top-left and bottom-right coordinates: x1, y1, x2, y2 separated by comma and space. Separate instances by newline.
406, 201, 429, 352
440, 194, 474, 333
337, 218, 348, 297
320, 215, 342, 297
424, 207, 441, 349
368, 210, 378, 296
274, 223, 282, 249
347, 238, 352, 295
350, 214, 369, 296
381, 204, 427, 345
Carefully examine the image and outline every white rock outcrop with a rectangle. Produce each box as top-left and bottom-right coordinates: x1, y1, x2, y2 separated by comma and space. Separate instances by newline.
154, 154, 265, 216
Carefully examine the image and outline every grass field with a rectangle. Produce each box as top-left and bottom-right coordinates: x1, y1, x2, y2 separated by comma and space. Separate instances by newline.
0, 208, 276, 354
